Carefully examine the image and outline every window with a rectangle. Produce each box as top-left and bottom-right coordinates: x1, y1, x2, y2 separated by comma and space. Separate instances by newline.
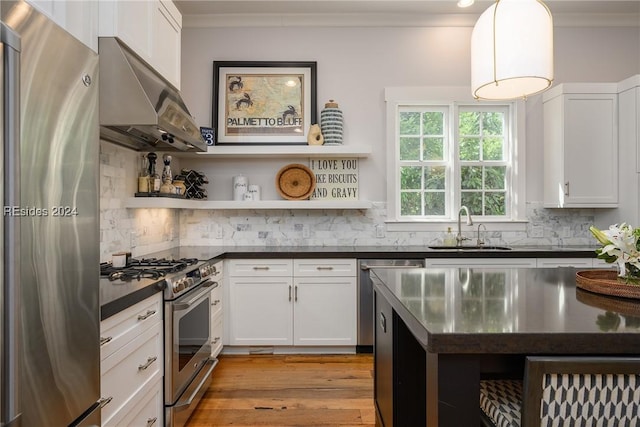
385, 87, 525, 225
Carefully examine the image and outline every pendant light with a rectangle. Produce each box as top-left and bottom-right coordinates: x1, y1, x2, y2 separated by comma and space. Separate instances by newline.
471, 0, 554, 100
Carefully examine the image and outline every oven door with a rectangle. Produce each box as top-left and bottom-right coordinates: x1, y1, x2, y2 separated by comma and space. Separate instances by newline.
165, 281, 213, 405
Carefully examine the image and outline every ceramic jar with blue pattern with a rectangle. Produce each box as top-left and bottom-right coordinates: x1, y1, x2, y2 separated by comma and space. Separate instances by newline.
320, 99, 343, 145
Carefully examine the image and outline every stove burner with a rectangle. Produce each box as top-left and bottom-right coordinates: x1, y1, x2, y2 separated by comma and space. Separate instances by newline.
100, 263, 168, 282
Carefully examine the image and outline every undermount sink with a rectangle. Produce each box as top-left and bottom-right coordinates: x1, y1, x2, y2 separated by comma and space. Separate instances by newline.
428, 245, 512, 251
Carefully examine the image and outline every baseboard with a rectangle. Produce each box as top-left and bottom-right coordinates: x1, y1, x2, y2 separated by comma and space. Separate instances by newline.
221, 346, 357, 355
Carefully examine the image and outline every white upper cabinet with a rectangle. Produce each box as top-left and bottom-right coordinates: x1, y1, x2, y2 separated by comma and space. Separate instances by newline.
99, 0, 182, 89
27, 0, 99, 52
543, 83, 618, 208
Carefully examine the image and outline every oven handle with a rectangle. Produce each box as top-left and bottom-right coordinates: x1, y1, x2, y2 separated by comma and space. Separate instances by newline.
172, 283, 214, 311
174, 358, 218, 408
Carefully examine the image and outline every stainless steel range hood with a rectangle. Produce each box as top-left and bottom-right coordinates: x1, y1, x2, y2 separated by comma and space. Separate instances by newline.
98, 37, 207, 152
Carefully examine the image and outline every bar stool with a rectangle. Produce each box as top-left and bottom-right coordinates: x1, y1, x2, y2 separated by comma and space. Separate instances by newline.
480, 356, 640, 427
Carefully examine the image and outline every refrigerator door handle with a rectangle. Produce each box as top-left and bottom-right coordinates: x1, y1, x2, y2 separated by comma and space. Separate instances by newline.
1, 21, 21, 427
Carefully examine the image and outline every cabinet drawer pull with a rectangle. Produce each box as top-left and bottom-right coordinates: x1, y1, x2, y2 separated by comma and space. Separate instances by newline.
212, 337, 221, 344
212, 299, 221, 305
252, 266, 270, 270
294, 285, 298, 302
316, 266, 334, 270
138, 356, 158, 371
147, 417, 158, 427
137, 310, 156, 321
380, 312, 387, 333
288, 285, 292, 301
565, 181, 570, 196
98, 396, 113, 408
100, 336, 112, 346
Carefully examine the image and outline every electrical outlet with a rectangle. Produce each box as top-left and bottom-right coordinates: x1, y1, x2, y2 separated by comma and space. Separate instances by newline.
215, 224, 223, 239
375, 224, 386, 239
130, 231, 137, 248
530, 225, 544, 238
562, 226, 571, 238
302, 225, 310, 238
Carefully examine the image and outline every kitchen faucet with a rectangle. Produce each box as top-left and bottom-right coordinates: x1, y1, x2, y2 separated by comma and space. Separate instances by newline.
477, 223, 487, 246
456, 205, 473, 246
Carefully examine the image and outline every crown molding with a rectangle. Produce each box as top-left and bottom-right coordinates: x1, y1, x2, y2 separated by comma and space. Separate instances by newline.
183, 12, 640, 29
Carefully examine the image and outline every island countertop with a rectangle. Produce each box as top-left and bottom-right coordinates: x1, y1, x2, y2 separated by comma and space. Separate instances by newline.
370, 267, 640, 354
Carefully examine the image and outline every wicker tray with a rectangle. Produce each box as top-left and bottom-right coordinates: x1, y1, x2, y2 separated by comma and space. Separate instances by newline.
275, 163, 316, 200
575, 270, 640, 300
576, 288, 640, 317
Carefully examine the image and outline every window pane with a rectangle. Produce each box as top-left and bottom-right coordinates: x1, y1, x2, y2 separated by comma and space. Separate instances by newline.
484, 166, 506, 190
424, 137, 444, 160
401, 192, 421, 215
460, 137, 480, 161
400, 137, 420, 160
459, 111, 480, 135
401, 166, 422, 189
461, 191, 482, 215
482, 112, 504, 135
483, 137, 504, 161
400, 112, 421, 134
461, 166, 482, 190
424, 192, 445, 215
423, 112, 443, 135
485, 192, 506, 215
424, 166, 445, 189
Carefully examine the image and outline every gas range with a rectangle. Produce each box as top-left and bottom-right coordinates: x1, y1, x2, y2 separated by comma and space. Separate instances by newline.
100, 257, 219, 299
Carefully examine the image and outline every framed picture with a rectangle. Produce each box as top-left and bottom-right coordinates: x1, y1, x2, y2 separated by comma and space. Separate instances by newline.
212, 61, 317, 145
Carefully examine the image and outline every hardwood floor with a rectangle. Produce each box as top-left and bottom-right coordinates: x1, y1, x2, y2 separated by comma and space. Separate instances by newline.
187, 354, 376, 427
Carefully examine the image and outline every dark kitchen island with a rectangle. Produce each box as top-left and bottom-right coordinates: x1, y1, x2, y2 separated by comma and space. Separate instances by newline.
370, 267, 640, 427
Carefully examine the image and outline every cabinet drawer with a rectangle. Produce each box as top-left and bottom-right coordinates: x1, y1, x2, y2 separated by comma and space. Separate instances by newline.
211, 311, 223, 358
210, 281, 223, 319
100, 293, 162, 361
536, 258, 594, 268
294, 259, 356, 277
101, 322, 163, 426
229, 259, 292, 276
113, 376, 162, 427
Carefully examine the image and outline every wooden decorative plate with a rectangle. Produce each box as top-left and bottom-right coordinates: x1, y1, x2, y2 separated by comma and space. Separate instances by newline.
275, 163, 316, 200
576, 270, 640, 300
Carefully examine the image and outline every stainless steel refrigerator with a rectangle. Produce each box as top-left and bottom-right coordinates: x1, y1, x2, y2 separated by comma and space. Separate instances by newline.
1, 1, 101, 426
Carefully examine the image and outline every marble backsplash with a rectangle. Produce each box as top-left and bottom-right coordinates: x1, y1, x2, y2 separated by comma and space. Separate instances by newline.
100, 141, 598, 261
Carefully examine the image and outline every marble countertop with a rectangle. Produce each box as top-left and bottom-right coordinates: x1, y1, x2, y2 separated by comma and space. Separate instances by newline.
370, 267, 640, 354
100, 245, 601, 320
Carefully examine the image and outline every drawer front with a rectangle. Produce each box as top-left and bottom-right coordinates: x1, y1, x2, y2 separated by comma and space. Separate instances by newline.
113, 376, 162, 427
537, 258, 595, 268
100, 293, 162, 361
211, 311, 223, 358
101, 322, 163, 426
229, 259, 293, 276
210, 282, 222, 319
294, 259, 356, 277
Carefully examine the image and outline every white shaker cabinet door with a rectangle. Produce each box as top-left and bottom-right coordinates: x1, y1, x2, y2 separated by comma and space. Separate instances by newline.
543, 84, 618, 208
293, 276, 357, 346
228, 276, 294, 345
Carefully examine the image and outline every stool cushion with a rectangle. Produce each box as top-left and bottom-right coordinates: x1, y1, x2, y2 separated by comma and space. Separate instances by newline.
480, 379, 523, 427
541, 373, 640, 425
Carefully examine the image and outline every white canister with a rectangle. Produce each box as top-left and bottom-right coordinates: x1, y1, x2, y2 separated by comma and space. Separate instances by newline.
112, 252, 127, 268
243, 192, 254, 201
232, 175, 248, 201
248, 184, 261, 201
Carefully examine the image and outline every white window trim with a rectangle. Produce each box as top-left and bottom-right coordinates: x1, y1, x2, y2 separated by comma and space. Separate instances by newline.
384, 86, 527, 230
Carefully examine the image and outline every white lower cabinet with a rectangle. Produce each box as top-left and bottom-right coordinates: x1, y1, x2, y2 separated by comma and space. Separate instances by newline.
210, 261, 224, 357
229, 275, 294, 345
228, 258, 356, 347
100, 293, 163, 427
